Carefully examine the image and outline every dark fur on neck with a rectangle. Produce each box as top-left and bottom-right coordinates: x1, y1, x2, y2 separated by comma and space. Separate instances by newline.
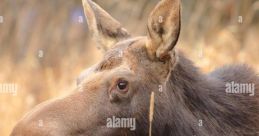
151, 52, 259, 136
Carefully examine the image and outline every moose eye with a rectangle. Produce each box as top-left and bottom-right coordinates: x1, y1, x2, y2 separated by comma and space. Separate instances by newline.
117, 80, 128, 92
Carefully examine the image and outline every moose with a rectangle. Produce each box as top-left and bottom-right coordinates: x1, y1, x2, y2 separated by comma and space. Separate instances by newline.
11, 0, 259, 135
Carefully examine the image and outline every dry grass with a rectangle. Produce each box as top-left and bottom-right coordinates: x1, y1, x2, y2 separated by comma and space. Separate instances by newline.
149, 91, 155, 136
0, 0, 258, 135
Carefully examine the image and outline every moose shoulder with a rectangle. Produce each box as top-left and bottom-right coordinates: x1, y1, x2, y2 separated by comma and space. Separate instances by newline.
11, 0, 259, 136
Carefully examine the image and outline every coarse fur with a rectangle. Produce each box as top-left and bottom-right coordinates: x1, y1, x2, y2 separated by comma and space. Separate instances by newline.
10, 0, 259, 136
148, 53, 259, 136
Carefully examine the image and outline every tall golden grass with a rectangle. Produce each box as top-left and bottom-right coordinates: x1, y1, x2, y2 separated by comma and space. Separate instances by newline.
0, 0, 258, 135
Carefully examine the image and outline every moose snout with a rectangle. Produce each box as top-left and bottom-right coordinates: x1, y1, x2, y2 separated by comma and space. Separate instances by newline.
10, 91, 103, 136
10, 100, 67, 136
10, 120, 60, 136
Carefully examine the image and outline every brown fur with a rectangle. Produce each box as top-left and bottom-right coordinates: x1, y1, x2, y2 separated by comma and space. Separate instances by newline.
11, 0, 259, 136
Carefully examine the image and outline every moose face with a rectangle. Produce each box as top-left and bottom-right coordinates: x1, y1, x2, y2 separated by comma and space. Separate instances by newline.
75, 37, 171, 135
11, 0, 181, 135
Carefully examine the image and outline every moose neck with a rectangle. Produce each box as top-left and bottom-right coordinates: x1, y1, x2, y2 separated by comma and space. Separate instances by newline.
153, 52, 237, 136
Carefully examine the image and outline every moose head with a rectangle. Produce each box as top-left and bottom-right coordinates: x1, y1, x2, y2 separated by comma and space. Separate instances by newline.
10, 0, 259, 136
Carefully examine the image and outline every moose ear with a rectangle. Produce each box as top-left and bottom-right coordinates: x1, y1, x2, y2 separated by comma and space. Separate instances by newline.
146, 0, 181, 60
82, 0, 130, 51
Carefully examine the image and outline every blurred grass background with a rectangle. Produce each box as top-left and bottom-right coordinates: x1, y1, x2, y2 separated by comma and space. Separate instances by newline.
0, 0, 259, 135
